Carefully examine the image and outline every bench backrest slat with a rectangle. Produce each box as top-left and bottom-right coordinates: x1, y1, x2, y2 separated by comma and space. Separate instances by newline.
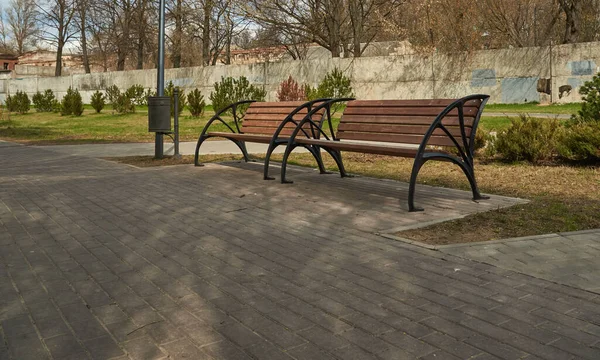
338, 99, 484, 147
242, 101, 323, 137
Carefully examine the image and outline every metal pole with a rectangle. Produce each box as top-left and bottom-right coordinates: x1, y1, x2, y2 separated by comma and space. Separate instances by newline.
155, 0, 166, 159
174, 88, 180, 158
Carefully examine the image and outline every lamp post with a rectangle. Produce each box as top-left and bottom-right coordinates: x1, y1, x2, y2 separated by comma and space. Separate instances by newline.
155, 0, 166, 159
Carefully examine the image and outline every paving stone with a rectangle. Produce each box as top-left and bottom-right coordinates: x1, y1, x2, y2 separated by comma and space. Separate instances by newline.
44, 333, 86, 359
198, 339, 252, 360
161, 338, 211, 360
83, 335, 124, 360
123, 336, 166, 360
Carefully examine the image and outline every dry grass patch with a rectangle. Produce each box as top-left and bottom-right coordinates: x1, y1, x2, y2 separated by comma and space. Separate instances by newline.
107, 152, 600, 245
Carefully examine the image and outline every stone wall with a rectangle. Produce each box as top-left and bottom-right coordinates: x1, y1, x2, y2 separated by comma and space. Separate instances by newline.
2, 42, 599, 104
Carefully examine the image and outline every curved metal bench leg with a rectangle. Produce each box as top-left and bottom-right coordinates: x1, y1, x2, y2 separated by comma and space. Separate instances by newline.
236, 141, 250, 162
322, 148, 349, 178
194, 135, 208, 166
306, 146, 329, 174
280, 145, 296, 184
408, 158, 425, 212
263, 142, 278, 180
458, 163, 489, 201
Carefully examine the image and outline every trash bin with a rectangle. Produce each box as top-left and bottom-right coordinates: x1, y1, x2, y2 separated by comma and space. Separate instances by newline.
148, 96, 171, 132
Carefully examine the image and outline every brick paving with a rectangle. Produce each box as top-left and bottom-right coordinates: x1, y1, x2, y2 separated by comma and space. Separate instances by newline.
1, 142, 600, 359
441, 231, 600, 294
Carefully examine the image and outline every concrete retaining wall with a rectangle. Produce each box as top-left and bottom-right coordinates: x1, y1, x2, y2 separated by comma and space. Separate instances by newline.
2, 42, 600, 104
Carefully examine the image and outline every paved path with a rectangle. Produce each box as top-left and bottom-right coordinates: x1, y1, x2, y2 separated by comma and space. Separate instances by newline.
441, 230, 600, 293
31, 140, 300, 158
1, 143, 600, 360
484, 112, 571, 119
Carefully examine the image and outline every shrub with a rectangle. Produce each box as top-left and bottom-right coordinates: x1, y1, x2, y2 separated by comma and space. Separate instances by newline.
6, 91, 31, 114
90, 90, 106, 113
277, 76, 305, 101
306, 67, 354, 114
558, 121, 600, 162
105, 85, 121, 105
495, 115, 562, 163
125, 84, 146, 106
144, 88, 156, 105
573, 73, 600, 123
187, 89, 205, 117
60, 87, 84, 116
209, 76, 266, 115
165, 81, 187, 116
32, 89, 58, 112
113, 93, 135, 114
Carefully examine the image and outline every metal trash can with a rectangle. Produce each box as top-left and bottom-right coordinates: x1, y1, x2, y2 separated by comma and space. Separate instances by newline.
148, 96, 171, 132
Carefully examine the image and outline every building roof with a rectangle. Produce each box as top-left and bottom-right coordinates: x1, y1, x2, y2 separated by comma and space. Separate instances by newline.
0, 53, 18, 60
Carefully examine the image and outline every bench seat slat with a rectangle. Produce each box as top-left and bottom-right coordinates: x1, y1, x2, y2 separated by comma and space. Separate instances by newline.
337, 124, 471, 137
337, 131, 456, 147
293, 138, 446, 157
207, 132, 274, 143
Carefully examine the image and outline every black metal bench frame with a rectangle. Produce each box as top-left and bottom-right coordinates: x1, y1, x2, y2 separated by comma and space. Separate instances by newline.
194, 99, 331, 178
278, 94, 491, 211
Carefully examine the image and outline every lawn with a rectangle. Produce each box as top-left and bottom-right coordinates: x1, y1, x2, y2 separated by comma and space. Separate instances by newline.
484, 102, 580, 114
0, 106, 554, 144
107, 152, 600, 246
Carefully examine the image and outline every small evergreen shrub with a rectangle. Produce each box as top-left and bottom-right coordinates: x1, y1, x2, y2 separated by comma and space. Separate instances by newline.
495, 115, 562, 163
105, 85, 121, 105
32, 89, 58, 112
144, 88, 156, 105
277, 76, 306, 101
306, 67, 354, 114
125, 84, 146, 106
187, 89, 206, 117
165, 81, 187, 116
6, 91, 31, 114
573, 72, 600, 123
209, 76, 266, 115
60, 87, 84, 116
558, 121, 600, 162
91, 91, 106, 113
113, 93, 135, 114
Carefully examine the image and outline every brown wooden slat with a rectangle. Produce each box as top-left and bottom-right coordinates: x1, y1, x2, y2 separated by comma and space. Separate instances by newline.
249, 101, 306, 108
337, 124, 471, 137
347, 99, 482, 108
343, 106, 479, 117
206, 132, 273, 143
340, 115, 475, 128
337, 131, 456, 147
293, 137, 429, 157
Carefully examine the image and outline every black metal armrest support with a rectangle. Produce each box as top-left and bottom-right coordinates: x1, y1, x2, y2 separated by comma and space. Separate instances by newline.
194, 100, 255, 166
408, 94, 490, 211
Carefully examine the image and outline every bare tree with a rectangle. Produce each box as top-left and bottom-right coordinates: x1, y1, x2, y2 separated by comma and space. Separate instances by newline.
558, 0, 582, 43
36, 0, 78, 76
7, 0, 39, 55
75, 0, 91, 72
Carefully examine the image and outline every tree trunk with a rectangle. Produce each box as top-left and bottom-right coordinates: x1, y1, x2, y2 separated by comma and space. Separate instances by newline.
55, 40, 63, 76
202, 0, 212, 66
136, 0, 146, 69
559, 0, 581, 44
172, 0, 182, 68
137, 40, 144, 69
80, 13, 91, 73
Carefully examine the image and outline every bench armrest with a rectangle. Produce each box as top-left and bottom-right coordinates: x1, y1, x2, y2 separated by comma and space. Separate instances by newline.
199, 100, 256, 138
286, 98, 355, 143
417, 94, 490, 166
270, 98, 331, 140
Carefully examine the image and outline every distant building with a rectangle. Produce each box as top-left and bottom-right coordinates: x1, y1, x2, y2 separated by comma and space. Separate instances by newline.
18, 50, 84, 72
0, 54, 18, 71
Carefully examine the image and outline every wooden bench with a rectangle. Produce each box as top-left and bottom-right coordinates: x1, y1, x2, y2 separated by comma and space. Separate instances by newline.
278, 95, 490, 211
194, 99, 329, 178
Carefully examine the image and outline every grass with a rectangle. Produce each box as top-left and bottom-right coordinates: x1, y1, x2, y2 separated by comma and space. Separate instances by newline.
484, 102, 580, 114
0, 105, 554, 144
0, 107, 239, 144
108, 152, 600, 245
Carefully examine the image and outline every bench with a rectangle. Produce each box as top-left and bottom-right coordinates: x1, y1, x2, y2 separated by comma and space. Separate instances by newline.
278, 94, 491, 211
194, 99, 329, 178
